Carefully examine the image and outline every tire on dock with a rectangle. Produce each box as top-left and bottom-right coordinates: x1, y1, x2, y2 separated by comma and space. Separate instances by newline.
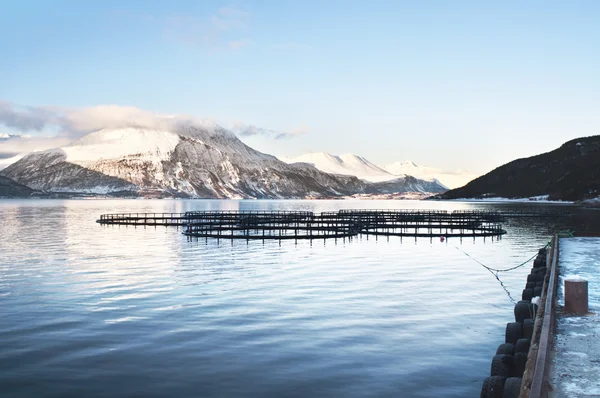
481, 376, 506, 398
496, 343, 515, 355
502, 377, 522, 398
532, 267, 546, 275
513, 352, 528, 377
515, 338, 530, 354
505, 322, 522, 344
522, 319, 534, 340
533, 257, 545, 268
514, 302, 533, 323
491, 354, 515, 377
522, 288, 534, 301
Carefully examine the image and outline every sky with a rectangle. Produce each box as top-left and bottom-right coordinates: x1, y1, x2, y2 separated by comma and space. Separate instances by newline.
1, 0, 599, 174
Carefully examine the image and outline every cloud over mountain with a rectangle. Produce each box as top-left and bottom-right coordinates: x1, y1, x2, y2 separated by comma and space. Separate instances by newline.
0, 100, 301, 143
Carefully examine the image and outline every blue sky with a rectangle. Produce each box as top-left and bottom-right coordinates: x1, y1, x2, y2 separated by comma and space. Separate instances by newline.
1, 0, 599, 173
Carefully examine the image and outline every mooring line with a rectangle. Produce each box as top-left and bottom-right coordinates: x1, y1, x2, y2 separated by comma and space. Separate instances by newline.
452, 241, 552, 303
453, 241, 551, 273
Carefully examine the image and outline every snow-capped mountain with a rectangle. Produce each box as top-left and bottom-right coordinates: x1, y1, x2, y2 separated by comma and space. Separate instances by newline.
280, 152, 396, 182
1, 124, 448, 198
0, 133, 70, 170
280, 151, 476, 189
384, 161, 478, 189
1, 124, 374, 198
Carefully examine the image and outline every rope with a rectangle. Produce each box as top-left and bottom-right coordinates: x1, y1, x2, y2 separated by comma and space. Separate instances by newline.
453, 240, 551, 273
453, 240, 552, 304
558, 229, 575, 238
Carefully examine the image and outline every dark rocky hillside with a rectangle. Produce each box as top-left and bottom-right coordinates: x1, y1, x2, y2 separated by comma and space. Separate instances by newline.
0, 175, 36, 198
437, 135, 600, 201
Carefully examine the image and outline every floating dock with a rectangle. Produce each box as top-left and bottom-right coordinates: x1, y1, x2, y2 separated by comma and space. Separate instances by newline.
98, 210, 508, 239
480, 233, 600, 397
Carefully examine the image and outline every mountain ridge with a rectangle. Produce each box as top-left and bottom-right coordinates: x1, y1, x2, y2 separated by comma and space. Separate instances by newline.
280, 152, 396, 182
281, 151, 477, 189
0, 175, 36, 198
437, 135, 600, 201
1, 125, 447, 199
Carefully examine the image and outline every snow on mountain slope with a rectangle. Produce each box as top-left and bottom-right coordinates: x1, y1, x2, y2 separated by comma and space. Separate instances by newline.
1, 125, 371, 198
281, 152, 396, 182
0, 155, 24, 171
62, 128, 181, 162
384, 161, 478, 189
0, 133, 72, 170
2, 124, 450, 198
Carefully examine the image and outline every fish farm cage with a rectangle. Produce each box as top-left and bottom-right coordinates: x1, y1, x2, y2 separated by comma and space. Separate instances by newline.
97, 210, 509, 240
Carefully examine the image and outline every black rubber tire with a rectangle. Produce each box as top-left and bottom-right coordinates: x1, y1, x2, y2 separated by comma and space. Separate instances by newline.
534, 286, 542, 297
522, 288, 534, 301
526, 282, 536, 289
481, 376, 506, 398
527, 274, 536, 283
535, 272, 545, 282
514, 302, 534, 323
538, 247, 547, 255
532, 267, 546, 275
506, 322, 522, 344
513, 352, 528, 377
502, 377, 522, 398
522, 319, 534, 339
535, 281, 544, 288
496, 343, 515, 355
491, 354, 514, 377
533, 257, 545, 268
515, 338, 531, 354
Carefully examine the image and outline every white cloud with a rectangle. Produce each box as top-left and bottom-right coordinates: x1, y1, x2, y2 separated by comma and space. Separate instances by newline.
0, 101, 208, 138
230, 121, 309, 140
0, 100, 305, 144
0, 135, 71, 159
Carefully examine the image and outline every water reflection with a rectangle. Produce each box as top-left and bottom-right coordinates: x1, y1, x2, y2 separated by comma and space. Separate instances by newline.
1, 199, 599, 398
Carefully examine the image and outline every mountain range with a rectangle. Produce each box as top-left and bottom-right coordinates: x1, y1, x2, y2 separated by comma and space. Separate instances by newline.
280, 152, 395, 183
280, 153, 476, 189
0, 124, 448, 199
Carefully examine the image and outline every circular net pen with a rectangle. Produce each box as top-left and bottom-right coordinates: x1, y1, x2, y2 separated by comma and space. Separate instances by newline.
334, 210, 507, 237
183, 211, 360, 240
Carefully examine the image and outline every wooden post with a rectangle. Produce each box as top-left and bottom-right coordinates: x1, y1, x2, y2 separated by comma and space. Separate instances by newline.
565, 278, 589, 314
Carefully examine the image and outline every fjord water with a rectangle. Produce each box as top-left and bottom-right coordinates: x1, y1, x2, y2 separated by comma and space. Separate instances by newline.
0, 200, 593, 397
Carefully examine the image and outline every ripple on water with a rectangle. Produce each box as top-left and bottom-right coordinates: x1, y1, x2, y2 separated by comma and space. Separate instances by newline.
1, 199, 596, 398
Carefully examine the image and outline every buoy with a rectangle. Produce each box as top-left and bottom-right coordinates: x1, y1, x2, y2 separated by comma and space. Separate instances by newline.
440, 236, 445, 242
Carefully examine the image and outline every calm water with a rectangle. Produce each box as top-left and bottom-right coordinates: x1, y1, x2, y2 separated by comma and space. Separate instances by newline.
0, 199, 597, 398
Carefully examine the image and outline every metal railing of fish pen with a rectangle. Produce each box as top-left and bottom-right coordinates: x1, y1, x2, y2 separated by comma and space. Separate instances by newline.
182, 210, 506, 239
183, 210, 359, 240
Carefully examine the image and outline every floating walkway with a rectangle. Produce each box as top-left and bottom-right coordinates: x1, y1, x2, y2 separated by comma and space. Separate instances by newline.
97, 210, 508, 239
